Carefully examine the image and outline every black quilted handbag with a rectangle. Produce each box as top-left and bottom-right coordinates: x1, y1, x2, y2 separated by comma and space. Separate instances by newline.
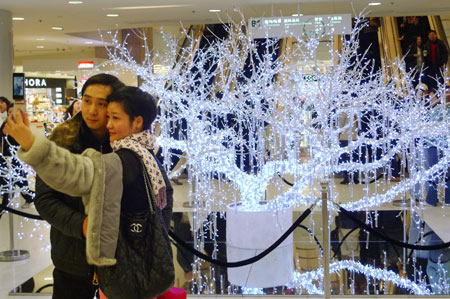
97, 158, 175, 299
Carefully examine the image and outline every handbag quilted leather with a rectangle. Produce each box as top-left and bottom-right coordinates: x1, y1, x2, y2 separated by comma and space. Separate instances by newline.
97, 157, 175, 299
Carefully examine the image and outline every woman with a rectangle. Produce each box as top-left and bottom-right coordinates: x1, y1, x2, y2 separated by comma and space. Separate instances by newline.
64, 98, 82, 120
407, 36, 424, 86
5, 86, 174, 298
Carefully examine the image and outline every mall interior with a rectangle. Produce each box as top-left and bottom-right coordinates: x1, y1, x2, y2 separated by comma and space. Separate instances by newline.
0, 0, 450, 298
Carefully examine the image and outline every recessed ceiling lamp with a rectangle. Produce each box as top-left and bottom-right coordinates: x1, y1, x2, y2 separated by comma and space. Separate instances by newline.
12, 17, 24, 20
85, 41, 93, 44
36, 38, 45, 41
368, 2, 381, 5
209, 9, 221, 12
52, 26, 63, 30
36, 46, 45, 48
68, 1, 83, 4
106, 14, 119, 17
292, 13, 303, 16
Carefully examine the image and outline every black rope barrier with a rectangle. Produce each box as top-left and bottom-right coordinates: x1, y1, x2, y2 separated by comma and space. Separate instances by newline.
277, 172, 385, 187
277, 172, 293, 186
408, 231, 434, 259
0, 204, 43, 220
36, 284, 54, 293
169, 204, 314, 267
338, 204, 450, 250
298, 224, 323, 253
332, 227, 358, 259
3, 199, 318, 267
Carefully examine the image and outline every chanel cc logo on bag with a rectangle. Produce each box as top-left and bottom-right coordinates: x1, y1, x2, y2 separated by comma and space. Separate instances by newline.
130, 223, 143, 233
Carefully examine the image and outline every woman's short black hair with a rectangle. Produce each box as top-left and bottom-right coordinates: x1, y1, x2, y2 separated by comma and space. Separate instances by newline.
107, 86, 158, 131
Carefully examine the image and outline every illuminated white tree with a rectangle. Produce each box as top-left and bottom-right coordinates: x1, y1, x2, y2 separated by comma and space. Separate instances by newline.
98, 13, 449, 295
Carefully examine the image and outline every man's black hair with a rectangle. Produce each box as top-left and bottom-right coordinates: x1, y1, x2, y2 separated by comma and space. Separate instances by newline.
429, 30, 437, 35
0, 96, 12, 108
107, 86, 158, 131
80, 73, 125, 96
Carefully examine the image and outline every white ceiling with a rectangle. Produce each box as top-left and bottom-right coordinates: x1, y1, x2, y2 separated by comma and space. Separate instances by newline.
2, 0, 450, 57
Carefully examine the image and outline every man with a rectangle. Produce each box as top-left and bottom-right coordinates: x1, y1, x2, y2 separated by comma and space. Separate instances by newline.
34, 74, 124, 299
423, 30, 449, 91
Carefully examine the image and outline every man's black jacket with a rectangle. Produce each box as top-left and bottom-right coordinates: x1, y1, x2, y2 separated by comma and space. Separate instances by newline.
34, 113, 112, 276
424, 38, 449, 68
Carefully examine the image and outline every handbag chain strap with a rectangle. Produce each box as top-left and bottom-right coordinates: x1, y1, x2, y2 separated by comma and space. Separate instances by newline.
140, 159, 157, 214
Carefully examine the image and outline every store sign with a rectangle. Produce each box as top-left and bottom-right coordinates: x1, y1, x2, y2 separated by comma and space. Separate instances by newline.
78, 61, 94, 69
25, 77, 68, 88
25, 78, 47, 87
248, 14, 352, 38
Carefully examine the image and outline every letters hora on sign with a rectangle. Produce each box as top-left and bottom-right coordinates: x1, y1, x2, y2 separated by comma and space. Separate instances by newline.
25, 78, 47, 88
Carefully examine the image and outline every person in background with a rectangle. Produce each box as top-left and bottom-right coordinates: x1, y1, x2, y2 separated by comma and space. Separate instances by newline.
423, 86, 450, 206
423, 30, 449, 91
0, 96, 12, 126
398, 17, 421, 54
426, 232, 450, 294
172, 212, 194, 290
407, 36, 424, 86
64, 99, 82, 120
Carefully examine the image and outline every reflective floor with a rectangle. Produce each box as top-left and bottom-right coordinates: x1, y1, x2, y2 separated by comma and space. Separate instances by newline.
0, 204, 51, 299
2, 177, 450, 298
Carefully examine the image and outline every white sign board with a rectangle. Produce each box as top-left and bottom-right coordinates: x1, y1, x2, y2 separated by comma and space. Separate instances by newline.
248, 14, 352, 39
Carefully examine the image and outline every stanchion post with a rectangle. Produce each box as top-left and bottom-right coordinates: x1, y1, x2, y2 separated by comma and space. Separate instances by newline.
9, 212, 14, 250
0, 211, 30, 262
321, 182, 331, 299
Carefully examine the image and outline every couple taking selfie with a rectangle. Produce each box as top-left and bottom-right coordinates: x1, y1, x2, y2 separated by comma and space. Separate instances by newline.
5, 74, 174, 299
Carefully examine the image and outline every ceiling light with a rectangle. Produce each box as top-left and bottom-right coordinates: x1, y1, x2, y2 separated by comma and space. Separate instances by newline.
108, 5, 192, 10
292, 13, 303, 17
368, 2, 381, 5
68, 1, 83, 4
209, 9, 221, 13
36, 38, 45, 41
85, 41, 93, 44
106, 14, 119, 17
12, 17, 24, 21
36, 46, 45, 49
51, 26, 63, 30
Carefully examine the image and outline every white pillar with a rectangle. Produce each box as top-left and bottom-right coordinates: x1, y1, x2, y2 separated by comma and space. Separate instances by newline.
0, 10, 13, 100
